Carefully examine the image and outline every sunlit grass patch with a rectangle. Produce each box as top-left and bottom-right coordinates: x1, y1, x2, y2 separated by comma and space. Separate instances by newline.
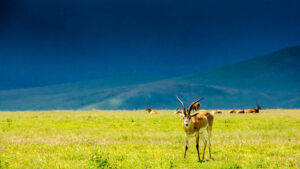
0, 109, 299, 168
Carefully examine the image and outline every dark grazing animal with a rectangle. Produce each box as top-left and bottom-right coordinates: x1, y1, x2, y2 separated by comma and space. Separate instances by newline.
145, 106, 158, 115
190, 102, 201, 111
237, 109, 245, 114
245, 104, 262, 113
228, 109, 236, 114
215, 109, 222, 114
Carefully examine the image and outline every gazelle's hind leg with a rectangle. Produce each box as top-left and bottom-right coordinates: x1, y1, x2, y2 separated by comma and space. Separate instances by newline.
207, 128, 212, 159
195, 132, 200, 161
184, 135, 190, 158
201, 133, 207, 160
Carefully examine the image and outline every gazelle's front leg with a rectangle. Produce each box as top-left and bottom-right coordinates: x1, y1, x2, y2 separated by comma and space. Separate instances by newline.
195, 132, 200, 161
184, 134, 190, 158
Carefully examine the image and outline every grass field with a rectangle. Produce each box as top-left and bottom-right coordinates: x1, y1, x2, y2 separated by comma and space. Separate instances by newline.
0, 110, 299, 168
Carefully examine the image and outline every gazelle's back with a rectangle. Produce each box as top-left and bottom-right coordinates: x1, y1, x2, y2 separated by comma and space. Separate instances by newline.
150, 110, 158, 114
196, 110, 214, 132
245, 108, 255, 113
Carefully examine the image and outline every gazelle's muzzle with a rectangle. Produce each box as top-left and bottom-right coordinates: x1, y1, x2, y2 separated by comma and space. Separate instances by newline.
184, 118, 190, 126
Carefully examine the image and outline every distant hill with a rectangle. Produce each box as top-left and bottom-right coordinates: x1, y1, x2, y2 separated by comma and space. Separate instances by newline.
0, 46, 300, 110
0, 76, 163, 110
179, 45, 300, 93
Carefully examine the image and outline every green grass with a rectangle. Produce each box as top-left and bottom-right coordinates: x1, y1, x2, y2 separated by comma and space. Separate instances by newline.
0, 110, 299, 168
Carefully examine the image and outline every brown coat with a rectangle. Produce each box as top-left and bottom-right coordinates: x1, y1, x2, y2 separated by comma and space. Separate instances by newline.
190, 102, 200, 111
149, 110, 158, 114
245, 105, 262, 113
183, 110, 214, 134
228, 109, 236, 114
237, 109, 245, 114
245, 108, 255, 113
145, 107, 158, 114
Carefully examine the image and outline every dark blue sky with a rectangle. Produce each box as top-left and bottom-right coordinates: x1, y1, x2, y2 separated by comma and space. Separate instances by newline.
1, 0, 300, 89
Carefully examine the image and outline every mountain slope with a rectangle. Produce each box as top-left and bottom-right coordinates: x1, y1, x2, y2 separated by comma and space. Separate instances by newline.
178, 46, 300, 93
0, 76, 163, 110
76, 46, 300, 109
0, 46, 300, 110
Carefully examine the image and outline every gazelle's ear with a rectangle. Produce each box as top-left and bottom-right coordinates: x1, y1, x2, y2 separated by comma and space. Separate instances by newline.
177, 113, 185, 118
190, 112, 199, 117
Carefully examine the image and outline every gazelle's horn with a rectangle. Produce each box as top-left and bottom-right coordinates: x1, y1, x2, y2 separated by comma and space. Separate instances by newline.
176, 95, 186, 115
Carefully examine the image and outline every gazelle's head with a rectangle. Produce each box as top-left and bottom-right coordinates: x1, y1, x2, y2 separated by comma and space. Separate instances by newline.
176, 95, 204, 127
256, 104, 262, 110
145, 106, 151, 113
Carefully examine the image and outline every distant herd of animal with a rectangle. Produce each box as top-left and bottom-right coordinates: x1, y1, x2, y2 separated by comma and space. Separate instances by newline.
145, 96, 262, 162
145, 103, 262, 115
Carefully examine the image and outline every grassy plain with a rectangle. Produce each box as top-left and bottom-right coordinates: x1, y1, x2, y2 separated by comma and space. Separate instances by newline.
0, 109, 299, 168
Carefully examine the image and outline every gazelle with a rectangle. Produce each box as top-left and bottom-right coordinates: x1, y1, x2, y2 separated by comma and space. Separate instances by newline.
237, 109, 245, 114
174, 109, 183, 115
145, 106, 158, 115
245, 104, 262, 113
228, 109, 236, 114
175, 96, 214, 161
215, 109, 222, 114
190, 102, 200, 111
